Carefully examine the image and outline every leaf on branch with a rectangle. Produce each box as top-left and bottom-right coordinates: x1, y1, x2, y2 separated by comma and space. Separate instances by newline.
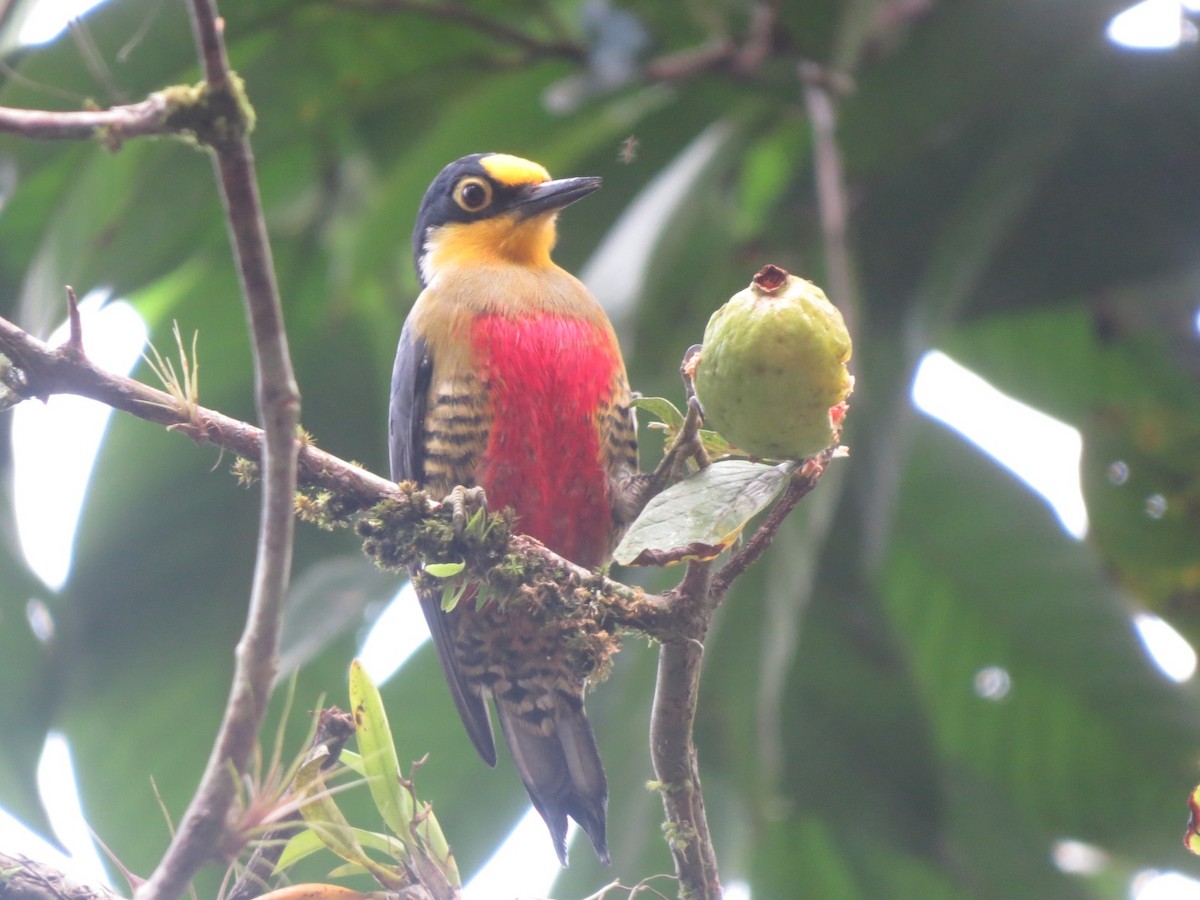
613, 460, 792, 566
696, 427, 736, 459
294, 746, 402, 888
633, 395, 737, 460
348, 660, 461, 890
632, 395, 686, 430
349, 660, 416, 838
424, 562, 465, 578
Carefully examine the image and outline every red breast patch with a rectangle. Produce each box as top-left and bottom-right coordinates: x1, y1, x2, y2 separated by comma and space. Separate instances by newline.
470, 313, 619, 569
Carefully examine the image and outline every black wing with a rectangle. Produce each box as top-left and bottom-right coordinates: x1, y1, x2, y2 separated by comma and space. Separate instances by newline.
388, 318, 430, 486
388, 319, 498, 766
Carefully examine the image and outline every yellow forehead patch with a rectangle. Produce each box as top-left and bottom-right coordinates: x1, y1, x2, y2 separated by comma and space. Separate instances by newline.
480, 154, 551, 187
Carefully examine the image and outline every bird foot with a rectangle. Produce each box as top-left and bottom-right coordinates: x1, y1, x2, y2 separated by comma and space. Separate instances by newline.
443, 484, 488, 537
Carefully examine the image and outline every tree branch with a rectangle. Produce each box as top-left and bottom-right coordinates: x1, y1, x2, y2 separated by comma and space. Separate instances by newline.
0, 313, 392, 506
0, 92, 176, 143
649, 560, 722, 900
0, 78, 263, 150
0, 853, 119, 900
134, 1, 302, 896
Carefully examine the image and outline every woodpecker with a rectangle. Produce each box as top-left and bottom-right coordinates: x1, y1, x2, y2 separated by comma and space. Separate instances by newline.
389, 153, 638, 865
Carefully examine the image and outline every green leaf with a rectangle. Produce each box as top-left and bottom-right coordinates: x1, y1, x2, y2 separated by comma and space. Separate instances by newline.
697, 428, 737, 460
440, 580, 469, 613
423, 562, 465, 579
630, 395, 685, 430
348, 660, 415, 838
294, 751, 370, 867
276, 825, 410, 874
613, 460, 791, 565
350, 662, 461, 890
276, 827, 328, 873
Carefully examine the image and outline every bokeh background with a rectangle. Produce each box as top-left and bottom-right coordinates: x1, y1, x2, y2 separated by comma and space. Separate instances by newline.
2, 1, 1200, 897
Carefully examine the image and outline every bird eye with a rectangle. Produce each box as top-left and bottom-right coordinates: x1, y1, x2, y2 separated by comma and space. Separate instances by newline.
454, 177, 493, 212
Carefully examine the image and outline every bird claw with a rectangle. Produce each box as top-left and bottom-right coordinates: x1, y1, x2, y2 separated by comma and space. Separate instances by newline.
443, 484, 488, 537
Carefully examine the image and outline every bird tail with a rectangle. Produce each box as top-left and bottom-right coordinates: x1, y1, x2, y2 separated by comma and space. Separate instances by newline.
495, 696, 610, 866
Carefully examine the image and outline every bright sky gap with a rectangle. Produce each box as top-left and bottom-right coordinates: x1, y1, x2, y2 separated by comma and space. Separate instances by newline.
17, 0, 110, 45
11, 293, 147, 590
1106, 0, 1200, 49
910, 350, 1089, 540
36, 733, 109, 887
1134, 613, 1199, 683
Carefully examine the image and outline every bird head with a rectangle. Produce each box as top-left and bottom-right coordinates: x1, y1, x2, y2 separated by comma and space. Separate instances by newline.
412, 153, 601, 287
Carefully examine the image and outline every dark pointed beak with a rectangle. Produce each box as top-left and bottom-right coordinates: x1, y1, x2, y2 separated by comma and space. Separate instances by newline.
514, 176, 602, 218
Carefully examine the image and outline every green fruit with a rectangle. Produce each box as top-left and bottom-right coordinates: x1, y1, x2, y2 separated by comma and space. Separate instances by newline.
693, 264, 853, 459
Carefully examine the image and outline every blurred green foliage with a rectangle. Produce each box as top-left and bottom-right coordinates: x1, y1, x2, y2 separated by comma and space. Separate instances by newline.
2, 1, 1200, 896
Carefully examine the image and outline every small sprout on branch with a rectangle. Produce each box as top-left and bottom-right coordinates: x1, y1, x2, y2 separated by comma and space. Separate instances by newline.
661, 819, 698, 853
646, 779, 693, 796
143, 320, 202, 426
232, 457, 259, 487
423, 562, 470, 613
294, 487, 361, 531
64, 286, 84, 356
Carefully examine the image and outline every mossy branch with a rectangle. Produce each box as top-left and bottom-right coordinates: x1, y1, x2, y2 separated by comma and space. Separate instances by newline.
0, 76, 254, 150
0, 307, 680, 635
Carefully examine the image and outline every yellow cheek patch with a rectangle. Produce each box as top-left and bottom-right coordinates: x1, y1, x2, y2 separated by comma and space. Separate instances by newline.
480, 154, 551, 188
425, 214, 557, 275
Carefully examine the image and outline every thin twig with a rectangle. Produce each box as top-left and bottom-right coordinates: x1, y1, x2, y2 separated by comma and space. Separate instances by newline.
64, 286, 84, 357
0, 92, 175, 142
67, 16, 128, 104
135, 1, 302, 896
0, 312, 391, 505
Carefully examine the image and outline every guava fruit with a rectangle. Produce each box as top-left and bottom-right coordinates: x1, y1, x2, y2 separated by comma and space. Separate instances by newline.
692, 264, 853, 459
